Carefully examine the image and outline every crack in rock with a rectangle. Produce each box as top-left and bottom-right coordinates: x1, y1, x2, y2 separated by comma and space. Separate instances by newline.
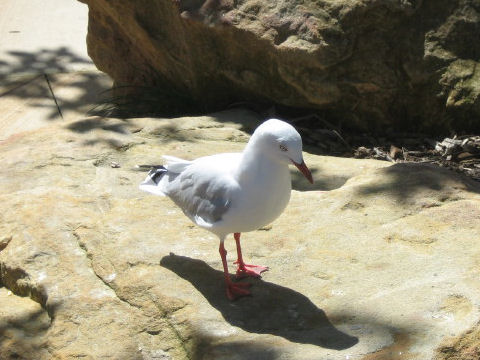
71, 228, 194, 359
0, 235, 12, 252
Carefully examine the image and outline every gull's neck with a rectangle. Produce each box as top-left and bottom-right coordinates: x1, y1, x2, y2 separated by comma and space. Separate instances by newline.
235, 134, 287, 185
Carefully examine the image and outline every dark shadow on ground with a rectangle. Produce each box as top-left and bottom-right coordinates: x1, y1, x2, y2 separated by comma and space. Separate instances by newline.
66, 117, 130, 134
0, 47, 91, 79
192, 339, 281, 360
0, 47, 111, 121
292, 166, 327, 191
291, 166, 349, 191
65, 116, 196, 150
354, 162, 480, 202
160, 253, 358, 350
0, 287, 50, 359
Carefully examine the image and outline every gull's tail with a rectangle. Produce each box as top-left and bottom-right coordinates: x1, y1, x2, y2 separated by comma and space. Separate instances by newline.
138, 156, 192, 196
139, 166, 168, 196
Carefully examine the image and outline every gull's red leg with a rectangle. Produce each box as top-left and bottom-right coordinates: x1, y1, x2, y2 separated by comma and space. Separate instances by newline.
233, 232, 269, 278
219, 241, 251, 300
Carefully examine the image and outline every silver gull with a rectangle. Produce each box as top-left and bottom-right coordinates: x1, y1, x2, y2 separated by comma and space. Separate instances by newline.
139, 119, 313, 300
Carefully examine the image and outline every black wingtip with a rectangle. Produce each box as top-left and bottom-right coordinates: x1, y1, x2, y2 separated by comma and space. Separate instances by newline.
136, 164, 165, 170
148, 167, 168, 184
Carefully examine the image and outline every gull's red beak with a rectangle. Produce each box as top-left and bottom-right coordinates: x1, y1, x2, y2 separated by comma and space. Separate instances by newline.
292, 160, 314, 184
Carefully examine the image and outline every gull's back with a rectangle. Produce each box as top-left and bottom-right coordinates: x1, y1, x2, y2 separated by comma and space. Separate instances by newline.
140, 153, 243, 229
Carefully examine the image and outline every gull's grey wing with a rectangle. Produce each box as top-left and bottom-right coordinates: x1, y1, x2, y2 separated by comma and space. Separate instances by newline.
163, 155, 240, 227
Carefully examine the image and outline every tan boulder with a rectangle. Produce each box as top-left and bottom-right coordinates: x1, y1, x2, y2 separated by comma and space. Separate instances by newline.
79, 0, 480, 132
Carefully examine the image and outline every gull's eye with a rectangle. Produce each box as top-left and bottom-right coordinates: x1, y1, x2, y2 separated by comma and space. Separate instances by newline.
279, 144, 288, 152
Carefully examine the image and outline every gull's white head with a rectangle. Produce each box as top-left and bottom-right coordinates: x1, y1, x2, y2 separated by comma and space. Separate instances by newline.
251, 119, 313, 184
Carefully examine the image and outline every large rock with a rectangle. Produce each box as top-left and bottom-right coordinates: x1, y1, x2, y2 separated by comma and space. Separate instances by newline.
1, 109, 480, 359
79, 0, 480, 132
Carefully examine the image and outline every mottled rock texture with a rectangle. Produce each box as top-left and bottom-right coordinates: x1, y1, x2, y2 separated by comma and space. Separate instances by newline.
80, 0, 480, 133
1, 109, 480, 359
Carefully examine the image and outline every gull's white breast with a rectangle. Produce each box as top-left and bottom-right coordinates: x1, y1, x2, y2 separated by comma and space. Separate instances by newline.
214, 154, 292, 235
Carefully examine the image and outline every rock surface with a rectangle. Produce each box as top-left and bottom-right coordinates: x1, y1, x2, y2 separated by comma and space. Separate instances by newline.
79, 0, 480, 132
1, 109, 480, 359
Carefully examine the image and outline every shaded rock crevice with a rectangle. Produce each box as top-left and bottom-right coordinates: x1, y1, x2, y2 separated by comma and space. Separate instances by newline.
0, 286, 52, 360
0, 262, 52, 319
0, 235, 12, 252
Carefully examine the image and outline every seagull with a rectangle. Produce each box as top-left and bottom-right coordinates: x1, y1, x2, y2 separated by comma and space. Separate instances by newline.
139, 119, 313, 300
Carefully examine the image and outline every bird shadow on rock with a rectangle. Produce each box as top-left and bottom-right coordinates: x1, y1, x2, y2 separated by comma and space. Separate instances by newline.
160, 253, 358, 350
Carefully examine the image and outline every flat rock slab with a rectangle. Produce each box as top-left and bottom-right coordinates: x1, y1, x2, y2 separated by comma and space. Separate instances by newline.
1, 110, 480, 359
